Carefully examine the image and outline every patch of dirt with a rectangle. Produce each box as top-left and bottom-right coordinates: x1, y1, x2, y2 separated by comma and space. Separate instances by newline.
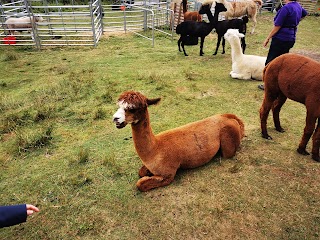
103, 31, 127, 37
292, 50, 320, 62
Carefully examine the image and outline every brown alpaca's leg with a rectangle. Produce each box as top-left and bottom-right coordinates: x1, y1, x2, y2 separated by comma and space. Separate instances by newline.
272, 93, 287, 132
136, 175, 175, 192
138, 165, 153, 177
297, 112, 317, 156
220, 122, 242, 158
311, 120, 320, 162
260, 97, 276, 140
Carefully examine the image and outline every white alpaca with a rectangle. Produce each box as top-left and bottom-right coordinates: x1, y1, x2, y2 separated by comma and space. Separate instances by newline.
224, 29, 266, 80
4, 16, 44, 35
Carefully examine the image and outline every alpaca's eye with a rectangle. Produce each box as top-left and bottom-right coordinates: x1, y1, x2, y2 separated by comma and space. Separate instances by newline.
128, 109, 137, 113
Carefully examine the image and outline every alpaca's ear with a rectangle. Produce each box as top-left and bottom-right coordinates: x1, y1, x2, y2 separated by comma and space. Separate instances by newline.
238, 33, 245, 38
147, 97, 161, 106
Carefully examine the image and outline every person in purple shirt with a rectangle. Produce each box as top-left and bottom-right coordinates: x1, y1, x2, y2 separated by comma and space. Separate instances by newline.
0, 204, 39, 228
258, 0, 307, 90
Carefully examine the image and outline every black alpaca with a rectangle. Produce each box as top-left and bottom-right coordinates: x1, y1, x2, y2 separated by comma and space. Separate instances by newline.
176, 2, 227, 56
213, 16, 248, 55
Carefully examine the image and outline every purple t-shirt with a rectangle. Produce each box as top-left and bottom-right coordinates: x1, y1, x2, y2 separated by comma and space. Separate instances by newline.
273, 1, 307, 41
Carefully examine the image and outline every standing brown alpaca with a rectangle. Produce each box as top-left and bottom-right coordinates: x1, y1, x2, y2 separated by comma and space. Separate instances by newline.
260, 53, 320, 162
182, 0, 202, 22
113, 91, 245, 191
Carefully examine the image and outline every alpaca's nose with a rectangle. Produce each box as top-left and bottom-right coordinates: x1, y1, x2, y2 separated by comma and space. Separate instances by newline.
113, 117, 119, 123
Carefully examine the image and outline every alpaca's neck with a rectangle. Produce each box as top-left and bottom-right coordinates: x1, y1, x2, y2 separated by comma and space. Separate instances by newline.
230, 38, 243, 62
131, 110, 156, 162
183, 0, 187, 13
206, 8, 219, 27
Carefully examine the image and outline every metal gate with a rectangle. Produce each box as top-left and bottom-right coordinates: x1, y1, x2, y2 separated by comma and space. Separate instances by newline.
0, 0, 103, 48
0, 0, 174, 48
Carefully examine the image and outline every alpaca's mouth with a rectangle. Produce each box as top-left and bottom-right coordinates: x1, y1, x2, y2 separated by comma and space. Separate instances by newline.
115, 122, 127, 129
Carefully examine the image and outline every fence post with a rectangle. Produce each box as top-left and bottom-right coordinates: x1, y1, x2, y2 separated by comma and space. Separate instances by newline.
24, 0, 41, 49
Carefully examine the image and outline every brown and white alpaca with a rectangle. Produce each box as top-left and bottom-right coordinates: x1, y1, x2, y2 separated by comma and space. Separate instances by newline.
260, 53, 320, 162
113, 91, 245, 191
222, 0, 262, 34
182, 0, 202, 22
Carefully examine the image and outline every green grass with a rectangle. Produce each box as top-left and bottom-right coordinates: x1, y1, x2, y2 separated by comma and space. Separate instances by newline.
0, 13, 320, 239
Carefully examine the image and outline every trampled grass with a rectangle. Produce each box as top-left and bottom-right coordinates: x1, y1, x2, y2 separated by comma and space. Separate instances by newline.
0, 12, 320, 239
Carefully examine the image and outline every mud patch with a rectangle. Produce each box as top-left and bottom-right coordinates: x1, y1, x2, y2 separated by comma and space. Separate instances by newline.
292, 50, 320, 62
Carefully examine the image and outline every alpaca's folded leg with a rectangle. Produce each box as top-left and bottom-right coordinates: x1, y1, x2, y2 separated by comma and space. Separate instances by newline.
230, 71, 251, 80
220, 122, 242, 158
138, 165, 153, 177
136, 175, 174, 192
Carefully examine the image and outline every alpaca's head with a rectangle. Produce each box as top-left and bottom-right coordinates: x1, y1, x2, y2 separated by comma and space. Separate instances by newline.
224, 29, 245, 43
34, 16, 44, 22
199, 2, 227, 15
113, 91, 161, 129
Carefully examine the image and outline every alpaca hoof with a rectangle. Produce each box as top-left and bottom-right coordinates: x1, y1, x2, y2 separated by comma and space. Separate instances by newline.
297, 147, 310, 156
213, 52, 217, 55
312, 155, 320, 162
262, 133, 272, 140
276, 127, 285, 133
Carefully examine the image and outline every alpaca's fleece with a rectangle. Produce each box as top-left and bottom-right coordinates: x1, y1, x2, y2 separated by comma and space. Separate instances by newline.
4, 16, 44, 35
113, 91, 245, 191
260, 53, 320, 162
223, 0, 262, 34
224, 29, 266, 80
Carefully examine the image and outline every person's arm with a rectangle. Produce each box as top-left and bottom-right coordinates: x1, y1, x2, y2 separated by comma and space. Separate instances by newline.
301, 8, 308, 19
263, 25, 282, 47
0, 204, 39, 228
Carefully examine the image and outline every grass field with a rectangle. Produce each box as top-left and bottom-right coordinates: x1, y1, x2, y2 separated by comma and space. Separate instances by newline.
0, 12, 320, 239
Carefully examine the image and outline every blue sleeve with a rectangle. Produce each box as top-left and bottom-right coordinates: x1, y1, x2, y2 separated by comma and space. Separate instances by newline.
274, 7, 288, 26
302, 8, 308, 18
0, 204, 27, 228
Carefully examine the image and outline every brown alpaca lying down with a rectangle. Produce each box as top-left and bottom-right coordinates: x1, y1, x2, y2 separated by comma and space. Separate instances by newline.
113, 91, 245, 191
260, 53, 320, 162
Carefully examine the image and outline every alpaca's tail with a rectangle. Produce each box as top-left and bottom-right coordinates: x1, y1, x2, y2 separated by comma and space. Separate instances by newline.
262, 65, 268, 83
221, 113, 245, 138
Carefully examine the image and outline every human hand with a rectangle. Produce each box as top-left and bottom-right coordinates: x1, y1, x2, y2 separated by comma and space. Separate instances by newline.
26, 204, 39, 216
263, 38, 270, 48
